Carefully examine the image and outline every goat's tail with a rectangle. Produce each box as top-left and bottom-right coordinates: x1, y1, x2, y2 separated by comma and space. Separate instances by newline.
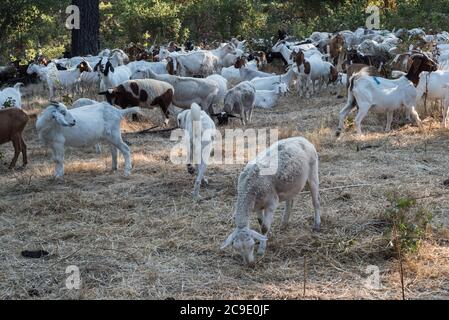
121, 107, 141, 117
14, 82, 24, 91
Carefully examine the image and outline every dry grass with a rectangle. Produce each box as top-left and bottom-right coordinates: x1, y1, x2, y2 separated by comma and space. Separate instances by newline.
1, 85, 449, 300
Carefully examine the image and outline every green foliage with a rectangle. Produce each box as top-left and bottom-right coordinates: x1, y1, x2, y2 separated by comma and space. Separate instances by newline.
384, 191, 433, 255
2, 0, 449, 63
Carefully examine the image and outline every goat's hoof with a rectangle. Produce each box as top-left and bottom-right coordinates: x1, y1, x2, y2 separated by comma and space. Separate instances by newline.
335, 131, 341, 137
313, 225, 321, 233
201, 177, 209, 186
187, 165, 195, 175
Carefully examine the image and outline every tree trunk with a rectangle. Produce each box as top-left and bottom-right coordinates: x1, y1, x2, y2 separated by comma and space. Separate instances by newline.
71, 0, 100, 57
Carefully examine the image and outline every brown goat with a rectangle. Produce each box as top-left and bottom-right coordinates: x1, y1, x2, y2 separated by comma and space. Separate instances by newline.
0, 108, 29, 169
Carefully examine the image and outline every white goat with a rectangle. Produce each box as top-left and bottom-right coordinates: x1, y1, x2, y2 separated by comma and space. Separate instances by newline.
416, 70, 449, 126
250, 67, 296, 91
177, 103, 216, 198
98, 60, 132, 91
221, 61, 258, 83
221, 137, 321, 266
206, 74, 228, 107
337, 73, 422, 136
223, 81, 256, 125
45, 61, 93, 98
0, 83, 23, 109
36, 101, 139, 178
144, 68, 219, 112
254, 83, 288, 109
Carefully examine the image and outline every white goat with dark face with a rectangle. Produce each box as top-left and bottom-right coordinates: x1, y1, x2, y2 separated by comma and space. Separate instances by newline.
221, 137, 321, 266
36, 101, 140, 179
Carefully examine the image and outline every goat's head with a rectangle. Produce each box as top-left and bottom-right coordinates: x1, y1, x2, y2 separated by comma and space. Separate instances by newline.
93, 58, 103, 73
294, 50, 305, 66
234, 57, 247, 69
77, 60, 93, 73
166, 57, 176, 75
222, 43, 237, 55
221, 227, 267, 267
102, 60, 115, 76
48, 102, 76, 127
407, 53, 438, 86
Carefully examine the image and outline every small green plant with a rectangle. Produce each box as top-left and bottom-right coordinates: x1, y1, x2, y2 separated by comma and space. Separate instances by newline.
384, 191, 433, 255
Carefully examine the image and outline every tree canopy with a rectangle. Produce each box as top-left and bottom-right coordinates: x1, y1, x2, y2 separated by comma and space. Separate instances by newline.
1, 0, 449, 63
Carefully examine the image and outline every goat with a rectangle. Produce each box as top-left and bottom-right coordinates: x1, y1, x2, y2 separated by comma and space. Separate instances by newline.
45, 61, 93, 98
223, 81, 256, 125
97, 60, 132, 91
177, 103, 216, 198
36, 101, 140, 178
293, 51, 338, 96
336, 69, 422, 136
416, 70, 449, 125
143, 68, 219, 113
100, 79, 174, 122
255, 83, 288, 109
250, 67, 296, 91
0, 83, 23, 109
221, 137, 321, 266
0, 108, 29, 168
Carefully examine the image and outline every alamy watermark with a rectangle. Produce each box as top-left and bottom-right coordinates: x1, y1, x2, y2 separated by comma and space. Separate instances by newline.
66, 5, 80, 30
366, 5, 380, 30
65, 265, 81, 290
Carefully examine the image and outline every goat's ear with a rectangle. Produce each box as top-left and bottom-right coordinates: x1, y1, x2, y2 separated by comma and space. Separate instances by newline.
109, 64, 115, 73
220, 229, 238, 250
98, 91, 108, 96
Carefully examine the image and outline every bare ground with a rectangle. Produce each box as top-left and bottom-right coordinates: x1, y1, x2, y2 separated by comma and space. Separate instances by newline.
1, 85, 449, 300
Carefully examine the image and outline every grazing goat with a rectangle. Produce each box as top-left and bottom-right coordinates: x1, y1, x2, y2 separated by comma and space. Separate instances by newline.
100, 79, 175, 122
206, 74, 228, 108
221, 137, 321, 266
0, 83, 23, 109
177, 103, 216, 198
223, 81, 256, 125
336, 70, 422, 136
143, 68, 219, 113
36, 102, 140, 178
0, 108, 29, 168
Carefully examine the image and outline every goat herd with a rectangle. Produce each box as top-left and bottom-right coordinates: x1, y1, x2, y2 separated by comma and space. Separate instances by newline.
0, 27, 448, 266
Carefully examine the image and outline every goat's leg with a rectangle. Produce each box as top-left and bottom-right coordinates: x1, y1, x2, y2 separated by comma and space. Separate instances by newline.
51, 143, 65, 179
308, 161, 321, 232
9, 135, 21, 169
257, 210, 265, 231
354, 104, 370, 136
408, 106, 422, 129
281, 200, 293, 230
109, 145, 118, 171
385, 111, 394, 132
110, 138, 132, 176
192, 160, 207, 198
443, 100, 449, 128
247, 107, 254, 124
336, 94, 356, 136
257, 198, 278, 256
20, 135, 27, 167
